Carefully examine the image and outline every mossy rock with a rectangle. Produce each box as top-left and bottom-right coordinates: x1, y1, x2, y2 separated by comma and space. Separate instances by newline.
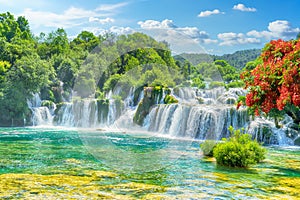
133, 86, 163, 126
294, 137, 300, 146
41, 100, 55, 109
163, 94, 178, 104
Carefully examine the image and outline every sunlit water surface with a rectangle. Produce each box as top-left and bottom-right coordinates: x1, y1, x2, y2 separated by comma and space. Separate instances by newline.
0, 127, 299, 199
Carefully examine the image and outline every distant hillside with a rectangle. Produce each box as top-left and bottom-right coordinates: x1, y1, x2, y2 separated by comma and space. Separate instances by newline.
175, 49, 261, 70
174, 53, 214, 66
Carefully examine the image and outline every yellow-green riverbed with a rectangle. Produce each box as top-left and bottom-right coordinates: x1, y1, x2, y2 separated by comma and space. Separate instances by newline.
0, 127, 299, 199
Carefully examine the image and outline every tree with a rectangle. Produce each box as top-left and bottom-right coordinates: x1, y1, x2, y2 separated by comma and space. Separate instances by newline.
0, 54, 53, 125
0, 12, 21, 42
46, 28, 70, 56
241, 38, 300, 123
71, 31, 100, 52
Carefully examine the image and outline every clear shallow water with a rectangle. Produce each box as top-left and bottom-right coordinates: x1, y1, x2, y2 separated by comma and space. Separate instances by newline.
0, 127, 299, 199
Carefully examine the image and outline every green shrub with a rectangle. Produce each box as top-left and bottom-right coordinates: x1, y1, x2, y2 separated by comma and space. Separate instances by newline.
163, 94, 178, 104
209, 81, 225, 89
200, 140, 217, 157
226, 80, 244, 88
213, 126, 266, 168
41, 100, 54, 109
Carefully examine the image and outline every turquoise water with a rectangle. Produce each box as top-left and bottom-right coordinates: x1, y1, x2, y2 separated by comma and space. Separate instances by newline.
0, 127, 299, 199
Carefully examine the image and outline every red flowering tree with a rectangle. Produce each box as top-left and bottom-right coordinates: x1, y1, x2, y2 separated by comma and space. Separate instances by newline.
241, 38, 300, 125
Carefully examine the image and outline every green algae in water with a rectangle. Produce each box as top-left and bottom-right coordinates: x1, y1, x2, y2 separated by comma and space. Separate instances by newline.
0, 127, 299, 199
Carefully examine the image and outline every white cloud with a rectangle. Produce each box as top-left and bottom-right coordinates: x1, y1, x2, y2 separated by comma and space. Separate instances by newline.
108, 26, 134, 35
233, 4, 256, 12
247, 20, 300, 40
247, 30, 273, 39
218, 32, 260, 46
89, 17, 115, 24
0, 0, 48, 8
86, 26, 134, 36
198, 9, 224, 17
138, 19, 177, 29
22, 8, 88, 29
138, 19, 210, 41
95, 2, 128, 12
203, 39, 218, 44
20, 2, 128, 30
138, 19, 214, 53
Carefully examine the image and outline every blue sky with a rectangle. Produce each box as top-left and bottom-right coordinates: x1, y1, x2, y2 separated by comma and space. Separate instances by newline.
0, 0, 299, 55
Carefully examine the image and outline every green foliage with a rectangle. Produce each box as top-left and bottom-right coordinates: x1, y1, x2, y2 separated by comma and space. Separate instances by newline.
71, 31, 100, 52
213, 126, 266, 168
41, 100, 55, 109
74, 71, 96, 98
226, 80, 244, 88
0, 11, 259, 126
209, 81, 225, 89
103, 74, 122, 92
175, 49, 261, 70
241, 39, 300, 124
200, 140, 217, 157
237, 96, 246, 104
216, 49, 261, 70
191, 75, 205, 89
163, 94, 178, 104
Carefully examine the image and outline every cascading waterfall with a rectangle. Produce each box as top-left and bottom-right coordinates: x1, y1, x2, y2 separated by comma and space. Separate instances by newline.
54, 87, 141, 128
146, 103, 248, 140
29, 86, 296, 145
144, 87, 249, 139
247, 118, 293, 145
27, 93, 53, 126
55, 99, 99, 127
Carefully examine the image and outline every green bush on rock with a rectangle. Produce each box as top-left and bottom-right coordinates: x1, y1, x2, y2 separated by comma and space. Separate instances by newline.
164, 94, 178, 104
213, 126, 266, 168
200, 140, 217, 157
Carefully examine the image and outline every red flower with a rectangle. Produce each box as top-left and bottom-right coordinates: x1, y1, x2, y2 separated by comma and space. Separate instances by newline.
242, 38, 300, 116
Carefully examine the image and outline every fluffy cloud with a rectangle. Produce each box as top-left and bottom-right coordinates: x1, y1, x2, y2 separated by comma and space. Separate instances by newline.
247, 20, 300, 40
87, 26, 134, 36
198, 9, 224, 17
218, 32, 260, 46
138, 19, 214, 43
20, 2, 128, 30
138, 19, 216, 53
233, 4, 256, 12
139, 19, 213, 41
138, 19, 176, 29
108, 26, 134, 35
89, 17, 115, 24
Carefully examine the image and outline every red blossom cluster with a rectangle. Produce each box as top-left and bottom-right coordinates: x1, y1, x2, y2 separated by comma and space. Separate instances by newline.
241, 38, 300, 116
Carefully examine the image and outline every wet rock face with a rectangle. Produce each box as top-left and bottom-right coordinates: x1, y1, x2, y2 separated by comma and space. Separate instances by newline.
285, 125, 300, 146
133, 87, 163, 126
295, 137, 300, 146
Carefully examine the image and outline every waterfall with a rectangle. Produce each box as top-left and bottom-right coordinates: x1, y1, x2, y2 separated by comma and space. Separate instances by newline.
27, 93, 42, 108
173, 87, 197, 104
146, 103, 249, 140
248, 118, 293, 145
143, 87, 249, 139
27, 93, 53, 126
55, 99, 99, 127
57, 103, 74, 126
45, 86, 295, 145
31, 107, 53, 126
55, 87, 139, 128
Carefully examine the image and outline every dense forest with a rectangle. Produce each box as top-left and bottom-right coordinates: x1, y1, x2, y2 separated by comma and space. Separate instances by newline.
176, 49, 261, 70
0, 12, 244, 126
